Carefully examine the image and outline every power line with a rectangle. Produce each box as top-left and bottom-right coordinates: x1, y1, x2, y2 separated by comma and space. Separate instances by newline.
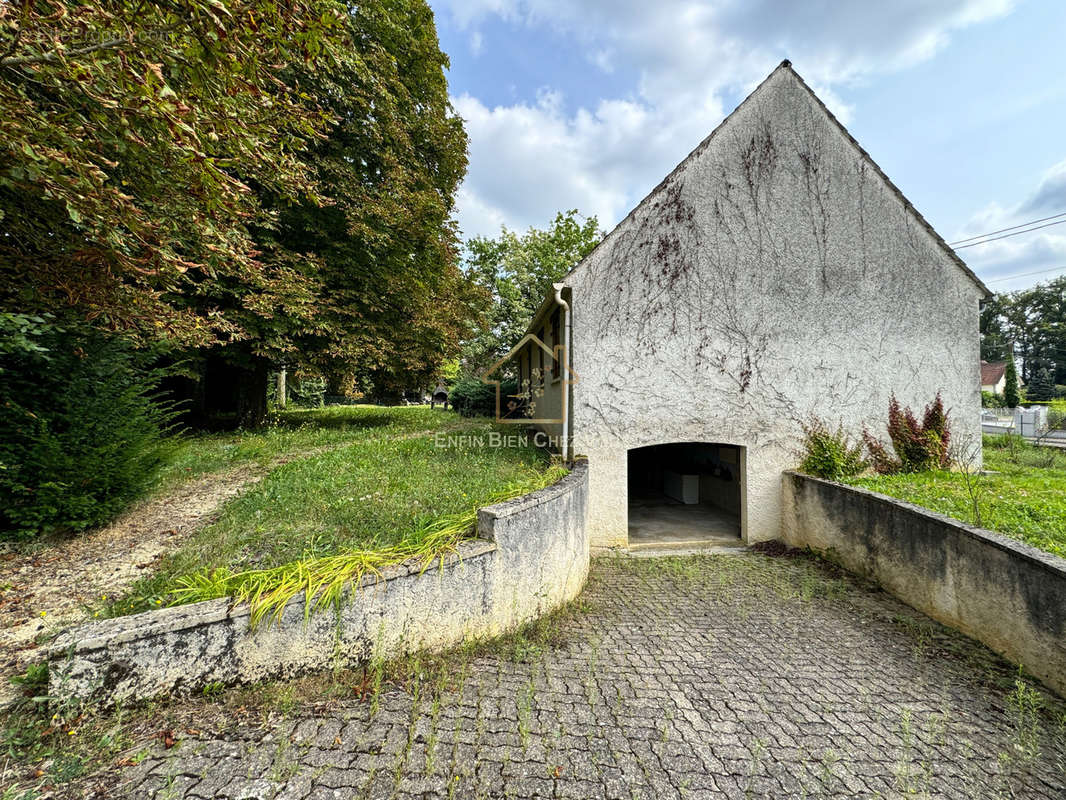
984, 264, 1066, 284
949, 210, 1066, 246
954, 218, 1066, 249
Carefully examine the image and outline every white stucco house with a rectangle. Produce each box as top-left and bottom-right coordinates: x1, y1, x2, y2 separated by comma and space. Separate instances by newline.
500, 61, 990, 549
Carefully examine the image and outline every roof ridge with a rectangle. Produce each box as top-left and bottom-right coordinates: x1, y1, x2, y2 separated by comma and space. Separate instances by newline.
562, 60, 991, 299
561, 62, 789, 283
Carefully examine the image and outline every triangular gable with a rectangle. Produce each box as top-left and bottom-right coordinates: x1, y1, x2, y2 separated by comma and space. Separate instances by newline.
564, 60, 990, 298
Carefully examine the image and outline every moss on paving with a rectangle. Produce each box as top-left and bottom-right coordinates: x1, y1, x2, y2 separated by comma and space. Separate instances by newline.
12, 551, 1066, 799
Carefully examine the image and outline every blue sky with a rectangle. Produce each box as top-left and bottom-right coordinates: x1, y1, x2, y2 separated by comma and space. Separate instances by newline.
429, 0, 1066, 291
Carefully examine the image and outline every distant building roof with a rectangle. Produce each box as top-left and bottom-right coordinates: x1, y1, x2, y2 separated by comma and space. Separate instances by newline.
980, 361, 1006, 386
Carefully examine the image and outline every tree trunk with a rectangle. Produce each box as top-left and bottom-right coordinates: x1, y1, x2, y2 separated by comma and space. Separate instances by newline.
236, 360, 270, 428
276, 368, 287, 409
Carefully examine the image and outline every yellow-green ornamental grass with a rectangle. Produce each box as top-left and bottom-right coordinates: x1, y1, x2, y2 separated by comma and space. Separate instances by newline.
170, 465, 567, 627
107, 406, 566, 622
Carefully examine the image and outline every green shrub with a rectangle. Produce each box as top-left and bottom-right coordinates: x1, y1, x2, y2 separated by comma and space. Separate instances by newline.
288, 374, 326, 408
798, 419, 867, 481
1004, 359, 1020, 408
0, 314, 174, 540
981, 390, 1005, 408
1047, 399, 1066, 432
449, 377, 519, 417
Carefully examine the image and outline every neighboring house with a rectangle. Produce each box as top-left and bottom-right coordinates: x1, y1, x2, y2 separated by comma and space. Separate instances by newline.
980, 361, 1007, 395
506, 61, 989, 549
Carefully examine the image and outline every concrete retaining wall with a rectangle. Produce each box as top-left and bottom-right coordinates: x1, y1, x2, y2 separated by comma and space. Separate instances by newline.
781, 470, 1066, 695
49, 462, 589, 704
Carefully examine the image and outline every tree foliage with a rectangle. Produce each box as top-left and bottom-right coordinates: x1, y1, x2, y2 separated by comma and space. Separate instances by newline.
2, 1, 478, 425
1004, 357, 1020, 408
1027, 366, 1055, 402
981, 276, 1066, 387
461, 210, 603, 376
248, 0, 476, 398
0, 0, 351, 345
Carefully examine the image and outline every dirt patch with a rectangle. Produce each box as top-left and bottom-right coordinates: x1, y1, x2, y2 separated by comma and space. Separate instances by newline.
0, 426, 471, 704
0, 465, 272, 702
0, 433, 441, 703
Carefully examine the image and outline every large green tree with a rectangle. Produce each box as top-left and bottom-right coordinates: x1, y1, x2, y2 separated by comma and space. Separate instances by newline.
981, 276, 1066, 390
257, 0, 477, 406
979, 295, 1011, 363
2, 1, 478, 426
461, 210, 603, 376
0, 0, 349, 346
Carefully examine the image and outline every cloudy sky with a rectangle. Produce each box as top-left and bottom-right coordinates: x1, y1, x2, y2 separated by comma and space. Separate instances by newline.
428, 0, 1066, 291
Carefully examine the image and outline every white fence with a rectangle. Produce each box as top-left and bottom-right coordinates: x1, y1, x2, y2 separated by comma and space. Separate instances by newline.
980, 406, 1048, 437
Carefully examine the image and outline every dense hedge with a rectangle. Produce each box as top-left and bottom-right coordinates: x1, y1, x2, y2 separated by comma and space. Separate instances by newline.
0, 314, 174, 540
449, 377, 519, 417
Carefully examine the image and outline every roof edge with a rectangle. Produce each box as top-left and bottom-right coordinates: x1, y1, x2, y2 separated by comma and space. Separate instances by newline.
780, 62, 992, 299
559, 58, 990, 299
560, 60, 793, 287
523, 290, 561, 337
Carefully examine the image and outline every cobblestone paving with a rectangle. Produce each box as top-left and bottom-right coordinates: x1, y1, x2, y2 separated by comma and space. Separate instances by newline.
100, 552, 1066, 798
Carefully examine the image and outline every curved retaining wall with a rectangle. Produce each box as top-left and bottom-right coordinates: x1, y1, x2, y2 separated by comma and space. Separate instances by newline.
49, 461, 589, 704
781, 470, 1066, 696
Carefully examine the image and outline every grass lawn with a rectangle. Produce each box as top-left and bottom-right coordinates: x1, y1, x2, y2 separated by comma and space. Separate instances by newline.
845, 435, 1066, 559
108, 405, 561, 617
151, 404, 459, 490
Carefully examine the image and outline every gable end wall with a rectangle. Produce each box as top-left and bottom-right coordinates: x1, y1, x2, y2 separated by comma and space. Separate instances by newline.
565, 67, 984, 547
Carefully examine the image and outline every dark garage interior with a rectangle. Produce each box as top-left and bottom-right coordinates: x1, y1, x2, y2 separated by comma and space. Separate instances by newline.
627, 442, 743, 547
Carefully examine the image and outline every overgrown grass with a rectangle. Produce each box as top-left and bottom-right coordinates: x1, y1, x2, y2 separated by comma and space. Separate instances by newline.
6, 554, 1064, 797
105, 406, 563, 618
169, 465, 566, 626
152, 405, 465, 490
845, 435, 1066, 558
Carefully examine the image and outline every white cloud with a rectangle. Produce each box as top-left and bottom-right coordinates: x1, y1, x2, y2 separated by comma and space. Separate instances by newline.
439, 0, 1016, 239
453, 90, 721, 238
469, 30, 484, 56
590, 48, 613, 74
952, 160, 1066, 290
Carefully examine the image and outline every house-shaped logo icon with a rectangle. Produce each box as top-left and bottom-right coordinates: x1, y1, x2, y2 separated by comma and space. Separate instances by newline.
481, 333, 579, 424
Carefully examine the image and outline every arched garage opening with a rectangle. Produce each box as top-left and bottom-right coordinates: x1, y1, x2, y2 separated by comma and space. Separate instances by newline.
627, 442, 744, 547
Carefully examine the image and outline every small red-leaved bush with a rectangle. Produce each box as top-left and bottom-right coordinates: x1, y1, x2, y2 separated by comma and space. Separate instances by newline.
863, 393, 951, 474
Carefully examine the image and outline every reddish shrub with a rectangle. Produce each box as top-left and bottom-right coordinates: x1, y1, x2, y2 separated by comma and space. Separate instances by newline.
863, 393, 951, 474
